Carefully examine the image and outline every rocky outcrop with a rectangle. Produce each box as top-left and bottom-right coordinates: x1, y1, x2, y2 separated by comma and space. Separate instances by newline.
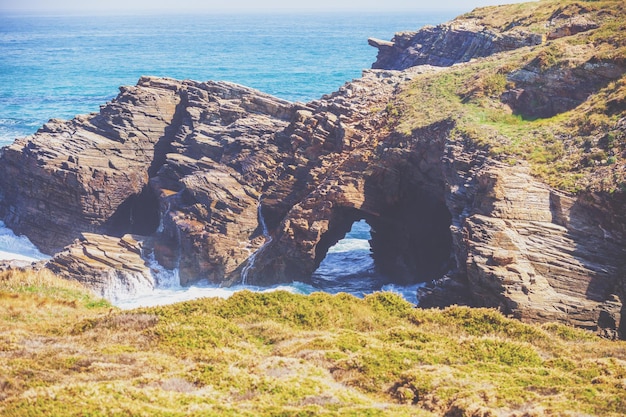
248, 96, 455, 285
7, 67, 620, 335
144, 78, 293, 285
46, 233, 154, 301
0, 76, 295, 288
438, 143, 625, 336
546, 6, 600, 40
369, 21, 543, 70
0, 67, 456, 293
0, 78, 182, 254
502, 58, 626, 119
0, 1, 624, 336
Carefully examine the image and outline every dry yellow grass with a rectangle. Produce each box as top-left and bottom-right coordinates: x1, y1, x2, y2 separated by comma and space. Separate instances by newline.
1, 269, 625, 416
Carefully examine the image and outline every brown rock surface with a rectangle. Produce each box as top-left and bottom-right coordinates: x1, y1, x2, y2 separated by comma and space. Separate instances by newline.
0, 76, 182, 253
45, 233, 154, 300
0, 1, 623, 337
246, 70, 455, 285
146, 79, 293, 285
502, 56, 625, 119
443, 158, 625, 334
369, 20, 543, 70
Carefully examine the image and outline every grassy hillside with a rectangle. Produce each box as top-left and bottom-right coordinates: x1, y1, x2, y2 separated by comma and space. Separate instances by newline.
1, 269, 625, 416
391, 0, 625, 194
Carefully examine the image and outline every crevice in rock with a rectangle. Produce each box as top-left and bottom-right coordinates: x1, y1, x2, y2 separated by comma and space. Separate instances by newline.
148, 89, 189, 178
130, 186, 161, 235
102, 185, 161, 237
103, 91, 189, 239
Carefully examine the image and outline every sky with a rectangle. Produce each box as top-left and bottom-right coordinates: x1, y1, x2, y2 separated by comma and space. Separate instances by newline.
0, 0, 532, 14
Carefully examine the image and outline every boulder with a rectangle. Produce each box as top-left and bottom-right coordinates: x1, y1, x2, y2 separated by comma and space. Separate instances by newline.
45, 233, 154, 301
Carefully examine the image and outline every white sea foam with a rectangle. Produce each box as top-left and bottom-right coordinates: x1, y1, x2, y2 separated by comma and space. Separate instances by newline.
0, 217, 423, 310
110, 252, 316, 309
113, 277, 314, 310
381, 283, 425, 305
327, 238, 370, 253
0, 221, 49, 262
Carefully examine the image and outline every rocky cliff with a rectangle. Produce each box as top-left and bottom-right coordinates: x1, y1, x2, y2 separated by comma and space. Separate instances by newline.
0, 0, 624, 336
368, 20, 544, 70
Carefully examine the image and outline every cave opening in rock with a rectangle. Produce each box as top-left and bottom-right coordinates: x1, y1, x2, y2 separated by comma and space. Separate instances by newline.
103, 186, 161, 237
311, 218, 387, 295
368, 188, 454, 285
311, 193, 454, 295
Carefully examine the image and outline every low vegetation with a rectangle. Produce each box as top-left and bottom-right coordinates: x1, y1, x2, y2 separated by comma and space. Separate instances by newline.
391, 0, 625, 193
1, 269, 625, 416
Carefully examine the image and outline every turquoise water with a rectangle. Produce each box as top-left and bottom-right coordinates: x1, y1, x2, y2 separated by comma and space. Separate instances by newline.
0, 12, 457, 146
0, 11, 458, 306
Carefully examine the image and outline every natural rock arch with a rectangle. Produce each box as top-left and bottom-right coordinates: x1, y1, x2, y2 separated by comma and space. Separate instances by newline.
241, 141, 455, 288
308, 190, 454, 287
368, 188, 453, 284
0, 54, 622, 337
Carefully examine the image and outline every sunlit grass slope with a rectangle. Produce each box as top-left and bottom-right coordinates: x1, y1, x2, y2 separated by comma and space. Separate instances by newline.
389, 0, 625, 193
1, 269, 625, 416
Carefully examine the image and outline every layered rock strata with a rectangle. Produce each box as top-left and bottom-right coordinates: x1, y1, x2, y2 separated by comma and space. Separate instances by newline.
46, 233, 154, 300
369, 21, 543, 70
438, 141, 625, 336
0, 79, 181, 253
0, 2, 624, 337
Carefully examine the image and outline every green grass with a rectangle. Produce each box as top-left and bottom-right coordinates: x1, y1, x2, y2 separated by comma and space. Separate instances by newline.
1, 270, 625, 416
389, 0, 626, 194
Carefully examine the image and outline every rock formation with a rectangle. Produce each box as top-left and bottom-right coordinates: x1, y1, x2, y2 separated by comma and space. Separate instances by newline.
0, 79, 181, 253
436, 142, 625, 337
368, 21, 543, 70
0, 0, 624, 337
46, 233, 154, 301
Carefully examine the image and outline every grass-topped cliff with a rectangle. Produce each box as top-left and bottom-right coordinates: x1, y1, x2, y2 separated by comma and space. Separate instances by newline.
1, 269, 625, 416
389, 0, 625, 194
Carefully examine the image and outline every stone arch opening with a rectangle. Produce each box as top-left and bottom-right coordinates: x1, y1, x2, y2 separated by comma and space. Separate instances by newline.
312, 217, 387, 293
312, 189, 453, 289
313, 207, 366, 268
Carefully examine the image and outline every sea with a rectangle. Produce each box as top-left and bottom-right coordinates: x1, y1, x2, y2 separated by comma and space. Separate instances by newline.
0, 10, 459, 308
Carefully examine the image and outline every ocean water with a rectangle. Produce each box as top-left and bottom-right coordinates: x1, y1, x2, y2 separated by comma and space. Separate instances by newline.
0, 11, 458, 307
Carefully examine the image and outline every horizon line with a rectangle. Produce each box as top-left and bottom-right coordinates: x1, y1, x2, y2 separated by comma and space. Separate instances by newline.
0, 7, 469, 17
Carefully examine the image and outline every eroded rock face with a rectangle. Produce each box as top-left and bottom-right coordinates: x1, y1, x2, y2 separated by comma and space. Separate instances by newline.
0, 5, 624, 337
247, 101, 455, 286
0, 68, 458, 291
0, 77, 182, 253
437, 145, 626, 335
503, 59, 625, 119
369, 20, 543, 70
146, 78, 294, 285
45, 233, 154, 301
